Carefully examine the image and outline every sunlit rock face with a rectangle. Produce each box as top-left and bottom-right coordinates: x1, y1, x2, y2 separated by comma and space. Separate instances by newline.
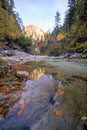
23, 24, 46, 41
29, 68, 45, 80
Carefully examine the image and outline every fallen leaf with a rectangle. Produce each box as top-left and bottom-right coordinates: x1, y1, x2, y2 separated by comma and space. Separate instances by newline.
54, 110, 62, 116
18, 109, 24, 116
75, 83, 81, 88
0, 89, 10, 94
56, 91, 64, 95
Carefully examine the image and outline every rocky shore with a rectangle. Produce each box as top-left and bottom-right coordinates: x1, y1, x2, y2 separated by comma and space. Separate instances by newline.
0, 49, 87, 66
50, 53, 87, 59
0, 49, 48, 65
0, 49, 87, 129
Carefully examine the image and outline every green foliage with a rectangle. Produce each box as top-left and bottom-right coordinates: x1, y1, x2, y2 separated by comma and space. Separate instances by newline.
55, 10, 60, 28
48, 43, 63, 56
0, 0, 23, 43
15, 35, 34, 53
64, 0, 76, 33
0, 7, 9, 40
75, 42, 87, 53
0, 0, 8, 10
40, 0, 87, 55
61, 0, 87, 54
51, 11, 61, 37
52, 27, 60, 37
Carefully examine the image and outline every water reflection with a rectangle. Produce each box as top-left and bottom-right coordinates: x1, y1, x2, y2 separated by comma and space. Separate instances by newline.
0, 68, 46, 121
29, 68, 45, 80
1, 64, 86, 130
0, 75, 54, 130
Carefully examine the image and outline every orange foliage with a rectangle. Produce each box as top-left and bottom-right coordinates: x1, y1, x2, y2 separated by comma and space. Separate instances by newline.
54, 110, 62, 116
56, 91, 64, 95
0, 89, 10, 94
75, 83, 81, 88
56, 33, 66, 41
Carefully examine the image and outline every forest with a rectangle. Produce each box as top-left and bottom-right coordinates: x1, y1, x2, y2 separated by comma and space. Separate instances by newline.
0, 0, 87, 55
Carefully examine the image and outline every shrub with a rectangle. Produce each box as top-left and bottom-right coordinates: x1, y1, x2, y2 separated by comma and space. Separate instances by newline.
15, 35, 33, 53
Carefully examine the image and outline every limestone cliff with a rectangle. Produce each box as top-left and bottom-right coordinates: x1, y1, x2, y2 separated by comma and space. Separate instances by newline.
23, 24, 46, 41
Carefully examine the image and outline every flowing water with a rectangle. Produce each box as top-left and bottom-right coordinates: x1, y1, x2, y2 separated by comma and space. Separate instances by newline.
0, 58, 87, 130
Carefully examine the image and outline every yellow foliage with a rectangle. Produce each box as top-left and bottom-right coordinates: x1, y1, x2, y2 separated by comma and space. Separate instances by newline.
8, 16, 20, 38
0, 7, 21, 39
56, 33, 66, 41
9, 16, 16, 24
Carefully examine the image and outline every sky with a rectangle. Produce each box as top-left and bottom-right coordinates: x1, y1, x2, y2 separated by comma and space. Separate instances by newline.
14, 0, 68, 32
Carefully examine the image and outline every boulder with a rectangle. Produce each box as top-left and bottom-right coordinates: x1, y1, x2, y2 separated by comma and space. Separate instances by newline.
16, 71, 29, 79
0, 50, 14, 56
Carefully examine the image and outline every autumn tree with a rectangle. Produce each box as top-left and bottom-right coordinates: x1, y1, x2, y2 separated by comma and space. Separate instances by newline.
56, 33, 66, 42
0, 0, 23, 41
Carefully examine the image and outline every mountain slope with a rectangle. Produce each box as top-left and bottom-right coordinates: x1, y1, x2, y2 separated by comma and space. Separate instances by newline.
23, 24, 46, 41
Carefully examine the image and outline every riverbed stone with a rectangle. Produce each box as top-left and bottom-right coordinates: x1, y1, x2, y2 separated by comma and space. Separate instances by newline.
16, 71, 29, 79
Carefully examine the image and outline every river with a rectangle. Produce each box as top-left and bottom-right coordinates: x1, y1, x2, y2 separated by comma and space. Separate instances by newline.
0, 58, 87, 130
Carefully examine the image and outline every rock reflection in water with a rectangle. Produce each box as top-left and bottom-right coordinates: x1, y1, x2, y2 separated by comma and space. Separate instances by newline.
0, 75, 55, 130
29, 68, 45, 80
